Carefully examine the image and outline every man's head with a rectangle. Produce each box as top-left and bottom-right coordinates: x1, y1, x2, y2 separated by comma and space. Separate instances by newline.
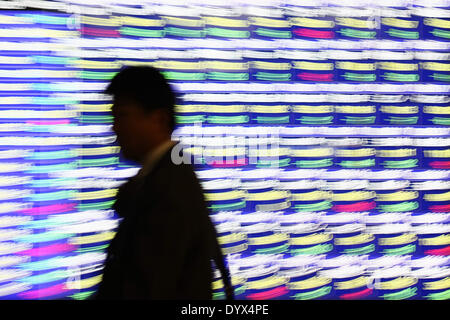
106, 66, 176, 163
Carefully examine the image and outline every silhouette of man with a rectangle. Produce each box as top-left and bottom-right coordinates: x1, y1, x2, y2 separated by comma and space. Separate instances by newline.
94, 66, 233, 300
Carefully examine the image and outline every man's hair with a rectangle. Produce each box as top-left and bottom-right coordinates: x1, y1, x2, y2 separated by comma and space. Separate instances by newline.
106, 66, 176, 132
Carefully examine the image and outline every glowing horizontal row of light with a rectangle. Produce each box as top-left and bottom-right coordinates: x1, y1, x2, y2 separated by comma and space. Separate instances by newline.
0, 147, 119, 158
1, 83, 449, 95
217, 269, 450, 292
0, 187, 448, 202
5, 0, 450, 15
204, 189, 450, 200
184, 94, 449, 103
212, 211, 449, 224
204, 179, 450, 190
1, 166, 447, 182
4, 14, 450, 29
0, 134, 446, 148
1, 94, 448, 104
180, 137, 450, 147
174, 83, 450, 94
1, 144, 450, 159
0, 188, 117, 202
0, 135, 115, 146
216, 228, 449, 244
0, 215, 118, 232
0, 263, 446, 298
0, 251, 106, 271
49, 38, 450, 51
227, 253, 449, 270
175, 125, 450, 137
2, 58, 450, 70
194, 168, 450, 180
2, 51, 450, 64
0, 70, 449, 84
181, 104, 449, 112
0, 178, 447, 192
180, 146, 450, 157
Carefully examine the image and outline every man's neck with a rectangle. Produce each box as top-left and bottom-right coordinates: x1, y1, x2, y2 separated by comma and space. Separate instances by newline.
137, 136, 172, 165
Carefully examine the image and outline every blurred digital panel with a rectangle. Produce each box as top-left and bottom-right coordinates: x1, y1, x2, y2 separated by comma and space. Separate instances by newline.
0, 0, 449, 300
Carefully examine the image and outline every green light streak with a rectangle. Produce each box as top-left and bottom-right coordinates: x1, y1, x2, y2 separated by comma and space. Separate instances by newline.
31, 55, 75, 65
162, 71, 206, 81
19, 270, 68, 285
76, 244, 109, 253
378, 201, 419, 212
77, 200, 115, 211
31, 97, 78, 105
70, 291, 96, 300
20, 14, 72, 25
338, 28, 377, 39
338, 159, 375, 168
381, 287, 417, 300
27, 150, 77, 160
431, 117, 450, 125
292, 286, 332, 300
207, 115, 249, 124
425, 288, 450, 300
290, 244, 333, 255
431, 28, 450, 39
256, 158, 291, 167
206, 27, 250, 38
77, 157, 119, 167
175, 115, 206, 123
120, 27, 165, 37
342, 244, 375, 255
165, 27, 206, 37
295, 158, 333, 168
31, 177, 77, 188
343, 116, 376, 124
298, 116, 334, 124
381, 159, 418, 168
207, 72, 249, 81
381, 244, 416, 255
17, 232, 74, 244
255, 28, 292, 38
387, 28, 419, 39
22, 218, 66, 229
343, 72, 377, 81
79, 71, 117, 80
386, 116, 418, 124
79, 115, 113, 123
213, 286, 246, 299
432, 73, 450, 82
382, 72, 420, 82
26, 162, 77, 174
255, 115, 290, 123
294, 201, 332, 212
209, 201, 246, 211
255, 72, 292, 81
254, 243, 289, 254
28, 190, 76, 202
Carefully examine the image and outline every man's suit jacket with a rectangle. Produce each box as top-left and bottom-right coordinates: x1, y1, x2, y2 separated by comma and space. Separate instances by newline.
95, 143, 221, 299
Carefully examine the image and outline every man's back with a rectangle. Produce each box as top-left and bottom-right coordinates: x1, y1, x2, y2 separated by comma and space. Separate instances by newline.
95, 144, 215, 299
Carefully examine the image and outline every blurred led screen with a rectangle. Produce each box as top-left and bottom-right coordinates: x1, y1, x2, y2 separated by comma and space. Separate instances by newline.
0, 0, 449, 300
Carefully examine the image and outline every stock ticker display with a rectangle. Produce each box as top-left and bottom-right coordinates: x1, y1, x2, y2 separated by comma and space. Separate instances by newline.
0, 0, 449, 300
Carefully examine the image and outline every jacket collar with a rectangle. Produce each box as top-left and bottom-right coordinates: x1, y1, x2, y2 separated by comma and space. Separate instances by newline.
135, 139, 178, 180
